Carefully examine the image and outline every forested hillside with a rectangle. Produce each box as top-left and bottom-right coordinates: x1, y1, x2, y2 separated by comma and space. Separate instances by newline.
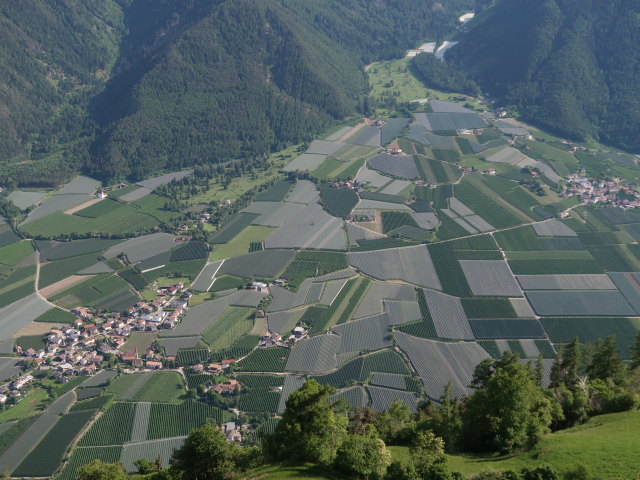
448, 0, 640, 152
0, 0, 472, 185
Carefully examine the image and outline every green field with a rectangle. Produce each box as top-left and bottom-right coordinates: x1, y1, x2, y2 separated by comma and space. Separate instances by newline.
50, 274, 132, 309
39, 253, 102, 288
73, 199, 124, 218
202, 306, 254, 350
445, 411, 640, 479
132, 371, 185, 403
211, 226, 275, 261
21, 194, 179, 237
0, 240, 34, 270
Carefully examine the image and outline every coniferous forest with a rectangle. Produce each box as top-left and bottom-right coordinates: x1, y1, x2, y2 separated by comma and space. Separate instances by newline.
0, 0, 472, 186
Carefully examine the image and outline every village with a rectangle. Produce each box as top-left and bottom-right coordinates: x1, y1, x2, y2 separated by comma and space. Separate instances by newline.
561, 172, 640, 208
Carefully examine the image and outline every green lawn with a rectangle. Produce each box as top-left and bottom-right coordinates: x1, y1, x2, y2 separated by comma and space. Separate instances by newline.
210, 226, 275, 261
445, 411, 640, 479
0, 240, 34, 267
0, 388, 50, 423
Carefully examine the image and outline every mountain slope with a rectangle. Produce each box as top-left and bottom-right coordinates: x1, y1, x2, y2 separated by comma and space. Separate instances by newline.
448, 0, 640, 151
0, 0, 473, 185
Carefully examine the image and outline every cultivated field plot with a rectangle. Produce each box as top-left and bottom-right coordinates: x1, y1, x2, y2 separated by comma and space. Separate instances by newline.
263, 204, 346, 250
306, 140, 347, 156
79, 402, 136, 446
410, 212, 439, 230
103, 233, 176, 263
449, 198, 475, 216
333, 314, 392, 353
0, 358, 23, 382
0, 225, 20, 248
346, 223, 386, 245
394, 332, 488, 399
276, 375, 306, 414
57, 447, 123, 480
349, 245, 441, 289
517, 274, 617, 290
318, 279, 348, 306
161, 291, 264, 337
525, 290, 636, 316
132, 372, 184, 403
120, 437, 186, 473
81, 370, 118, 388
244, 202, 306, 227
469, 319, 547, 339
355, 164, 394, 188
269, 281, 314, 312
609, 273, 640, 314
353, 282, 416, 319
0, 393, 76, 473
202, 306, 253, 350
345, 126, 381, 147
21, 176, 100, 225
219, 249, 294, 278
77, 262, 114, 275
329, 387, 368, 409
380, 179, 411, 195
355, 199, 412, 211
423, 289, 474, 340
191, 260, 224, 292
0, 293, 51, 342
414, 112, 486, 131
368, 153, 420, 179
486, 146, 530, 164
510, 298, 537, 318
36, 238, 118, 262
210, 213, 259, 244
368, 386, 417, 413
383, 300, 421, 325
146, 401, 227, 439
119, 373, 155, 401
118, 187, 152, 202
285, 334, 341, 373
268, 310, 304, 335
380, 118, 411, 145
459, 260, 522, 297
533, 219, 577, 237
12, 409, 95, 477
7, 190, 45, 210
285, 180, 320, 204
540, 317, 640, 358
370, 372, 407, 390
325, 127, 352, 142
282, 153, 328, 172
137, 169, 194, 190
430, 100, 474, 113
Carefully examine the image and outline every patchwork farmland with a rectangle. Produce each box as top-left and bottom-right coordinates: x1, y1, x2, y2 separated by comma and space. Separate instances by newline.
1, 80, 640, 479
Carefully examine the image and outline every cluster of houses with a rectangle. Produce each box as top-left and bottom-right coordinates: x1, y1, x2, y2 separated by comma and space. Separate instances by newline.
562, 173, 640, 207
0, 374, 34, 404
11, 283, 191, 402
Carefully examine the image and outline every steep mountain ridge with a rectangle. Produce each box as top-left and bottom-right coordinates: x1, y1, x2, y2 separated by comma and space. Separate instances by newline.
0, 0, 472, 185
448, 0, 640, 151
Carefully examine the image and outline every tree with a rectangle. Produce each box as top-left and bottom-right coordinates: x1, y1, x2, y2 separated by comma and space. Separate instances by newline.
334, 426, 390, 479
462, 356, 554, 454
375, 400, 412, 444
134, 458, 155, 474
264, 379, 347, 465
629, 331, 640, 370
588, 336, 623, 382
76, 460, 128, 480
170, 423, 235, 480
410, 431, 448, 478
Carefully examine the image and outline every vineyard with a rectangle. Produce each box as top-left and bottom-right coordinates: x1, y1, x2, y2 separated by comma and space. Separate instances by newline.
118, 267, 149, 290
237, 347, 290, 372
176, 348, 209, 366
209, 335, 260, 362
13, 409, 95, 477
210, 275, 245, 292
202, 307, 254, 350
147, 401, 228, 439
170, 241, 209, 262
397, 289, 437, 338
239, 389, 281, 413
381, 211, 418, 234
131, 372, 185, 403
57, 447, 123, 480
461, 298, 518, 319
319, 185, 359, 219
78, 402, 136, 446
